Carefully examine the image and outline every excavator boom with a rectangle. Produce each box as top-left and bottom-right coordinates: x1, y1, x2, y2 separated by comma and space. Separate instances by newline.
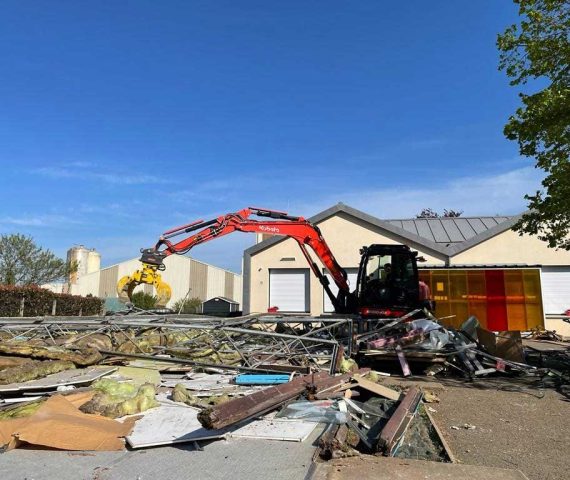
118, 207, 351, 310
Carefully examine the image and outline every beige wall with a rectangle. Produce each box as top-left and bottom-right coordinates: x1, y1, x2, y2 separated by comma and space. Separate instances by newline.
248, 212, 446, 315
452, 229, 570, 266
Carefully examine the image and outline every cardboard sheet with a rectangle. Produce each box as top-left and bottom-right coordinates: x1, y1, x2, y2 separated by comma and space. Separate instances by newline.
0, 393, 136, 451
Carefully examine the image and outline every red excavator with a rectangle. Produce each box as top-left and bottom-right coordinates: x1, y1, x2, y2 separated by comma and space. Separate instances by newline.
117, 207, 433, 317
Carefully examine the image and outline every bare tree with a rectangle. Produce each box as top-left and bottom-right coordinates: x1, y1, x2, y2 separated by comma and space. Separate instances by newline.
416, 208, 463, 218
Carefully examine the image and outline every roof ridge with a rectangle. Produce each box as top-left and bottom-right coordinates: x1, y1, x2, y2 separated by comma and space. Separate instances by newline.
385, 215, 515, 221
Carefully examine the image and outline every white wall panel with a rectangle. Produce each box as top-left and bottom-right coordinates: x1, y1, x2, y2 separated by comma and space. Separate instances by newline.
207, 265, 226, 300
541, 267, 570, 314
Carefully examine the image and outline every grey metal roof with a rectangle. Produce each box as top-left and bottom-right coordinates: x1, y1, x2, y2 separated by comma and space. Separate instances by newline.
386, 216, 513, 245
244, 203, 522, 260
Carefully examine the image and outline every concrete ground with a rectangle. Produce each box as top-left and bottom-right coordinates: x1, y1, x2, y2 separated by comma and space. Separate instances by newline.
311, 456, 529, 480
0, 429, 323, 480
430, 377, 570, 480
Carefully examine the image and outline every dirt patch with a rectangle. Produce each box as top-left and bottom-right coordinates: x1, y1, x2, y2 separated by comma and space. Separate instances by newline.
430, 379, 570, 480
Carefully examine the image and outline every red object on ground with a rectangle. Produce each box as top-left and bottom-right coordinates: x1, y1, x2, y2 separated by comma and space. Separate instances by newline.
267, 306, 279, 313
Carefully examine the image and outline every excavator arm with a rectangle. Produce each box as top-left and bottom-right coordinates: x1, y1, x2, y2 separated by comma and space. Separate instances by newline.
117, 207, 351, 311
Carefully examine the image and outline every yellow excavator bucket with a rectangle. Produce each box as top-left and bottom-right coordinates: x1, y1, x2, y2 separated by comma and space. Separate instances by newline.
117, 263, 172, 307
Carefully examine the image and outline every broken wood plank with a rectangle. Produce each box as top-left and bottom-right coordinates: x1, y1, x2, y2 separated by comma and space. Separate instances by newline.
198, 369, 370, 430
198, 371, 330, 429
378, 386, 422, 455
353, 375, 401, 401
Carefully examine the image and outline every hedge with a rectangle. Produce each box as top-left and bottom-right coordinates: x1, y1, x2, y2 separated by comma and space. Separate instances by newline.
0, 286, 104, 317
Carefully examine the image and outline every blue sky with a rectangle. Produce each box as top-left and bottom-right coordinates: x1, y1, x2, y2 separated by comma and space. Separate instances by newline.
0, 1, 541, 273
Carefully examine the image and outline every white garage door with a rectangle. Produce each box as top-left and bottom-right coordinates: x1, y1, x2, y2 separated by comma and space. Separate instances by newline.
323, 268, 359, 313
269, 269, 309, 312
541, 267, 570, 314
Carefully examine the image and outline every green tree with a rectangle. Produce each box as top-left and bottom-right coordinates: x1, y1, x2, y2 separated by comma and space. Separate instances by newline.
498, 0, 570, 249
0, 234, 77, 286
173, 297, 202, 314
130, 291, 158, 310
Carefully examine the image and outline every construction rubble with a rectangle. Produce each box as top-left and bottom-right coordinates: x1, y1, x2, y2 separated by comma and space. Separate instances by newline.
0, 311, 568, 463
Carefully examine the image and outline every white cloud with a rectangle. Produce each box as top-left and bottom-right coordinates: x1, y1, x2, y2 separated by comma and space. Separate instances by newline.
292, 166, 544, 218
0, 214, 81, 228
31, 165, 175, 185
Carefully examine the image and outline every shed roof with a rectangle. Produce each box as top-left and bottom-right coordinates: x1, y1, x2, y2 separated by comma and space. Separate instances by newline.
203, 296, 239, 304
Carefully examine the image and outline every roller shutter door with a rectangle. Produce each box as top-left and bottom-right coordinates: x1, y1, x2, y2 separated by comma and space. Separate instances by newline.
269, 269, 309, 312
323, 268, 359, 313
541, 267, 570, 314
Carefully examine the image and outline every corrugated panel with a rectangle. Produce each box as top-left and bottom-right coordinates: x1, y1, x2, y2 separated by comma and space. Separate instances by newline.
466, 218, 487, 234
453, 218, 477, 239
224, 271, 234, 300
440, 219, 464, 242
98, 265, 118, 298
234, 276, 243, 305
161, 256, 192, 306
189, 260, 208, 300
207, 266, 226, 300
400, 220, 419, 236
414, 219, 435, 242
428, 220, 450, 243
73, 271, 99, 296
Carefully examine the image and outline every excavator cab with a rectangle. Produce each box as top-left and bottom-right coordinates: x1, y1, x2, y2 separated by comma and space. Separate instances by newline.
355, 244, 423, 317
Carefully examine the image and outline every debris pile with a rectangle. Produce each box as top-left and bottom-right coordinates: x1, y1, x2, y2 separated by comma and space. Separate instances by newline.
0, 311, 567, 461
357, 312, 550, 380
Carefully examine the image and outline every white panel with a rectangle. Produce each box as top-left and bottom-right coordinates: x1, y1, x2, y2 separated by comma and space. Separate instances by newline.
230, 419, 317, 442
74, 270, 100, 296
541, 267, 570, 314
323, 268, 359, 313
234, 275, 243, 304
126, 397, 228, 448
269, 269, 308, 312
160, 256, 192, 307
207, 266, 226, 300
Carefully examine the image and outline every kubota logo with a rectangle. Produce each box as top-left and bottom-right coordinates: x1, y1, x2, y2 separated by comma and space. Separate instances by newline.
260, 226, 280, 233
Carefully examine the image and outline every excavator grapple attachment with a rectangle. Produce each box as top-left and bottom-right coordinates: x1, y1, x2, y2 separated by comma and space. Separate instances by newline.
116, 263, 172, 307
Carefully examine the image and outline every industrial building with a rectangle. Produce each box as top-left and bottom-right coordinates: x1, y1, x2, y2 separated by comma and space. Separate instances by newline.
70, 250, 242, 309
243, 203, 570, 335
